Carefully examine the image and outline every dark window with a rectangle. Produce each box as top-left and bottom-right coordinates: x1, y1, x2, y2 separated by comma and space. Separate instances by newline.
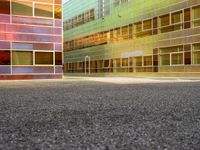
0, 0, 10, 14
0, 50, 10, 65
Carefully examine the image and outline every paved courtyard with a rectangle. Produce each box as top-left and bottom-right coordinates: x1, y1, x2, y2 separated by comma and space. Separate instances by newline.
0, 77, 200, 149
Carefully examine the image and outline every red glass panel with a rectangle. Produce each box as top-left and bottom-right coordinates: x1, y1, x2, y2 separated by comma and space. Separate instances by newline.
0, 50, 10, 65
0, 0, 10, 14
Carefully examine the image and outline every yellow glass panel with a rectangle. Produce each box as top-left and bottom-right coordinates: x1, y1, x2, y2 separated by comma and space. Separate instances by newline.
12, 1, 33, 16
35, 4, 53, 18
12, 51, 33, 65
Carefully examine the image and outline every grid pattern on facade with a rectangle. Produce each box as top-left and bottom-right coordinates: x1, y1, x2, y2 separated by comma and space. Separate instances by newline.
63, 0, 200, 76
0, 0, 63, 79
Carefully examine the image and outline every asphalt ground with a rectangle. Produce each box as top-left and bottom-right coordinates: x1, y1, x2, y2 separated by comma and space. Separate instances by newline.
0, 77, 200, 150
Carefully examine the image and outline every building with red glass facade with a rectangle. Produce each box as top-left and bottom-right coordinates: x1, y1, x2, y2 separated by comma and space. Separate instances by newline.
0, 0, 62, 80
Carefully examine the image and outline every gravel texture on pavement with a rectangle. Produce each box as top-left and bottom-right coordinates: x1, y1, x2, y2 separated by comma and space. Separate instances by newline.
0, 78, 200, 150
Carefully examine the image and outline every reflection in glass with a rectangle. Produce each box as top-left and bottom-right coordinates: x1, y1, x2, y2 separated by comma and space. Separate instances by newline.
35, 52, 53, 65
0, 50, 10, 65
12, 1, 33, 16
35, 4, 53, 18
12, 51, 33, 65
0, 0, 10, 14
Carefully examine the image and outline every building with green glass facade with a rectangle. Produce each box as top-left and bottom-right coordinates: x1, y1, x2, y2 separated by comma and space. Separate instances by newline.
0, 0, 62, 80
63, 0, 200, 77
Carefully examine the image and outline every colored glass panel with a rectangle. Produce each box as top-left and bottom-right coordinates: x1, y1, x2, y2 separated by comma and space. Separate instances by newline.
0, 0, 10, 14
12, 1, 33, 16
0, 50, 10, 65
0, 41, 10, 49
12, 16, 53, 26
55, 52, 62, 65
34, 0, 53, 3
55, 5, 62, 19
0, 14, 10, 23
55, 0, 61, 4
35, 4, 53, 18
35, 52, 53, 65
12, 51, 33, 65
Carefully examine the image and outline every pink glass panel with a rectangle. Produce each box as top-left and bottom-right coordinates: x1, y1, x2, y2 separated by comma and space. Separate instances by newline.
33, 66, 54, 73
55, 43, 62, 51
0, 14, 10, 23
12, 16, 53, 26
55, 66, 63, 73
54, 19, 62, 27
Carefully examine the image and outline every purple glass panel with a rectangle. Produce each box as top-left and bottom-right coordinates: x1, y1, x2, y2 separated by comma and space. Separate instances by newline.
33, 66, 54, 73
0, 66, 11, 74
12, 42, 33, 50
11, 24, 54, 34
54, 36, 62, 43
55, 43, 62, 51
12, 42, 54, 50
12, 16, 53, 26
54, 28, 62, 34
12, 67, 34, 74
54, 19, 62, 27
55, 66, 63, 73
0, 41, 10, 49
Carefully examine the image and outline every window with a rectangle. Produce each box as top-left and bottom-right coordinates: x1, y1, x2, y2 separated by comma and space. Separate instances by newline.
0, 50, 10, 65
143, 56, 152, 66
35, 52, 53, 65
55, 52, 62, 65
134, 57, 142, 67
171, 53, 183, 65
160, 14, 170, 26
121, 26, 129, 40
184, 8, 191, 29
160, 46, 184, 66
171, 11, 182, 24
103, 60, 110, 68
143, 19, 152, 30
134, 22, 142, 33
12, 51, 33, 65
121, 58, 129, 67
193, 6, 200, 27
0, 0, 10, 14
12, 1, 33, 16
193, 44, 200, 64
34, 4, 53, 18
54, 5, 61, 19
160, 54, 170, 66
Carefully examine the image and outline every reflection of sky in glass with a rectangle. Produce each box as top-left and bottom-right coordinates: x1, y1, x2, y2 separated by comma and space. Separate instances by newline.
63, 0, 69, 4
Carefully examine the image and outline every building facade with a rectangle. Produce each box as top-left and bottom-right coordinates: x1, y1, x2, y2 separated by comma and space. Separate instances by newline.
0, 0, 62, 80
63, 0, 200, 77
